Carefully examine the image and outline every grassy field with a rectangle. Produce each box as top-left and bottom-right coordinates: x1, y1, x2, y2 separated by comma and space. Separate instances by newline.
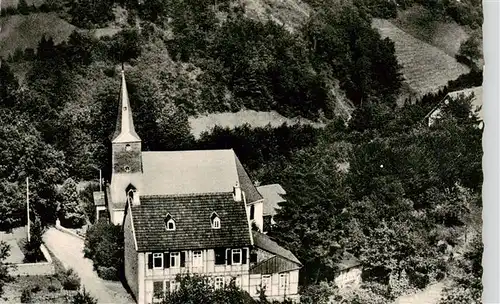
0, 12, 76, 58
189, 109, 325, 138
372, 18, 470, 103
390, 5, 470, 57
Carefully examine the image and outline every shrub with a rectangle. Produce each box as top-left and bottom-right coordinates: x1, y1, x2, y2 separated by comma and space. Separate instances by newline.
47, 283, 60, 292
60, 268, 81, 291
72, 288, 97, 304
20, 288, 32, 303
96, 266, 118, 281
24, 217, 46, 263
30, 285, 41, 293
84, 220, 123, 280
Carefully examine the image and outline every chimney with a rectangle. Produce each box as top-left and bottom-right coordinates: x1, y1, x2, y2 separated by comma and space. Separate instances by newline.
233, 181, 242, 202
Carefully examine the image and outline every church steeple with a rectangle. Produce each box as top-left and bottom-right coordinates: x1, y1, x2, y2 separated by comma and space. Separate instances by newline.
112, 70, 141, 143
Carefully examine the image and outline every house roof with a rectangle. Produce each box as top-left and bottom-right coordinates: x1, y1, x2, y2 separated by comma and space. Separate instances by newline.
425, 86, 483, 122
93, 191, 105, 206
337, 253, 361, 271
130, 193, 252, 252
257, 184, 286, 217
249, 255, 302, 275
252, 231, 301, 265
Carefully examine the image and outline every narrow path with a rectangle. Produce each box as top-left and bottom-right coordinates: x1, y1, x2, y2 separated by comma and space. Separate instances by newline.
394, 281, 445, 304
43, 227, 135, 304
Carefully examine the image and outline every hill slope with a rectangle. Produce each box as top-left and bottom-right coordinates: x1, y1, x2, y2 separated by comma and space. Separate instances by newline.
0, 13, 76, 58
372, 18, 470, 103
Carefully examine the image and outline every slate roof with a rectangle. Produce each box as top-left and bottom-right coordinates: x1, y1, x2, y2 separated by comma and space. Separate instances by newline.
235, 156, 263, 204
252, 231, 301, 265
257, 184, 286, 217
93, 191, 105, 206
131, 193, 252, 252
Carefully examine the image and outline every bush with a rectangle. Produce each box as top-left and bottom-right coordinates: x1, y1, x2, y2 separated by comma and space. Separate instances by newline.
30, 285, 41, 293
47, 283, 60, 292
20, 288, 32, 303
72, 288, 97, 304
96, 266, 119, 281
60, 268, 81, 291
84, 220, 123, 280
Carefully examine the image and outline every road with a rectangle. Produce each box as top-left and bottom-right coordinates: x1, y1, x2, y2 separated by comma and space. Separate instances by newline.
394, 282, 445, 304
43, 227, 135, 304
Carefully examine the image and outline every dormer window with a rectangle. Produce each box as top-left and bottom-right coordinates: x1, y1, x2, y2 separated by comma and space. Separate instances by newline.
211, 212, 220, 229
165, 213, 176, 231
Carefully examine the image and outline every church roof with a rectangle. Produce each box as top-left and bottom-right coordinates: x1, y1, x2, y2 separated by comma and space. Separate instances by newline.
139, 149, 262, 203
235, 157, 263, 204
112, 71, 141, 143
130, 193, 252, 251
257, 184, 286, 217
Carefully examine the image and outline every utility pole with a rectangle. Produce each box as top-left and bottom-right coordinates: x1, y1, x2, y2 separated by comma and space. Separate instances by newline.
26, 177, 30, 242
99, 169, 102, 192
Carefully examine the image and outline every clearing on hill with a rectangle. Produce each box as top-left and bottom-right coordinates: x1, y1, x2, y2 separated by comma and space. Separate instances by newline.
189, 110, 325, 138
241, 0, 311, 32
372, 18, 470, 104
0, 13, 76, 58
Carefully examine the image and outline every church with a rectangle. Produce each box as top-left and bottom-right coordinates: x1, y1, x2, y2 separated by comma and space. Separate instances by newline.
94, 70, 302, 303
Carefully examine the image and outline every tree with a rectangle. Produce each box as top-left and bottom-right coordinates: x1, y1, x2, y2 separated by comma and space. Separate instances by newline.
0, 241, 13, 297
84, 219, 123, 280
57, 178, 86, 228
72, 287, 98, 304
271, 144, 351, 284
162, 274, 254, 304
0, 180, 25, 231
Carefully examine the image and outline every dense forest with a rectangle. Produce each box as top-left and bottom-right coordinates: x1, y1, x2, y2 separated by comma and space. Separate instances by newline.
0, 0, 483, 302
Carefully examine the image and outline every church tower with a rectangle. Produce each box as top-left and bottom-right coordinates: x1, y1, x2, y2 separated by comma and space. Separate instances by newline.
111, 70, 142, 174
108, 70, 143, 225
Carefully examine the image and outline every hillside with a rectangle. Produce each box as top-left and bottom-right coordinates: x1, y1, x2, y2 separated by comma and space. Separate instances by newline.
0, 12, 75, 58
372, 18, 470, 104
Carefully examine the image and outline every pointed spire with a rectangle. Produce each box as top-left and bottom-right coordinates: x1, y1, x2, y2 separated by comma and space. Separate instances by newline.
112, 69, 141, 143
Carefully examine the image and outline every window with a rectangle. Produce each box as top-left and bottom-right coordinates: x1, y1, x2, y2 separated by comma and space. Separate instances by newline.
193, 251, 203, 267
279, 273, 288, 289
165, 214, 175, 231
170, 252, 180, 268
124, 166, 131, 172
250, 205, 255, 220
232, 249, 242, 265
211, 212, 221, 229
262, 275, 271, 292
153, 281, 163, 300
153, 253, 163, 269
214, 277, 224, 290
215, 248, 225, 265
125, 144, 132, 151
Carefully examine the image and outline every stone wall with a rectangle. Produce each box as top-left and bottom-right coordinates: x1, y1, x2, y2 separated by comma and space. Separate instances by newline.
8, 244, 55, 276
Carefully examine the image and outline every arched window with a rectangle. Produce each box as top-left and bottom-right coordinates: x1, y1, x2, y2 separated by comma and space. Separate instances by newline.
211, 212, 220, 229
126, 184, 136, 205
165, 213, 175, 231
